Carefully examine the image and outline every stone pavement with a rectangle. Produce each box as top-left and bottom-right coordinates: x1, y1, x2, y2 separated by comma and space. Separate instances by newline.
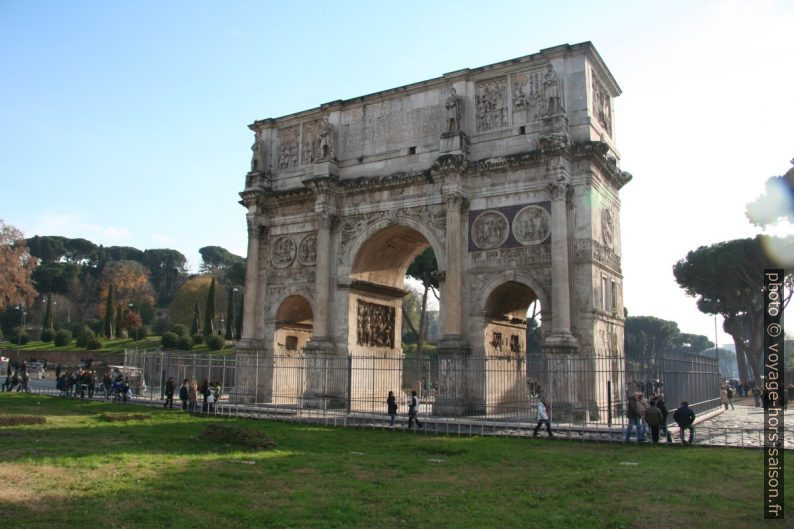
688, 399, 794, 449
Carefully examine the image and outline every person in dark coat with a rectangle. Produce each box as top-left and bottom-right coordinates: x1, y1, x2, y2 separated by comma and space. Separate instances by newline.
387, 390, 398, 427
644, 400, 664, 443
179, 379, 189, 410
673, 401, 696, 444
654, 396, 673, 442
163, 377, 175, 408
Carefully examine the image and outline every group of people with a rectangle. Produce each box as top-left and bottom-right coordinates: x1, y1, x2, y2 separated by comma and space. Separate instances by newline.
625, 392, 696, 444
2, 362, 31, 392
386, 390, 424, 429
174, 378, 221, 413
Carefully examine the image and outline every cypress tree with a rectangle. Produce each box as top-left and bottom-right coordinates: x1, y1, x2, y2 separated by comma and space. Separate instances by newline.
104, 284, 115, 339
114, 303, 123, 339
235, 293, 243, 340
225, 287, 234, 340
191, 300, 201, 336
203, 278, 216, 336
43, 293, 53, 330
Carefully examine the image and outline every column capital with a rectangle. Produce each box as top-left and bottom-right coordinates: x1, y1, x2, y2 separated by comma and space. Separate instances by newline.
246, 215, 267, 238
316, 212, 337, 230
548, 176, 571, 201
443, 193, 468, 212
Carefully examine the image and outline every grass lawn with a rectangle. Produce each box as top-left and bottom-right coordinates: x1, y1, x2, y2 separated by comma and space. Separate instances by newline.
0, 394, 790, 529
0, 337, 232, 355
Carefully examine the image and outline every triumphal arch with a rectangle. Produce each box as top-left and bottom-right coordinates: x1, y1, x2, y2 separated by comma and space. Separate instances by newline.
235, 42, 631, 419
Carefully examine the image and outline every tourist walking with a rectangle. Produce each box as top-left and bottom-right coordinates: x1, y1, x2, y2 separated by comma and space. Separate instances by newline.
752, 386, 762, 407
726, 384, 735, 410
644, 400, 664, 443
386, 390, 398, 427
18, 366, 30, 393
102, 372, 112, 400
408, 390, 423, 429
179, 379, 189, 410
624, 393, 646, 443
164, 376, 175, 408
533, 397, 553, 438
673, 401, 696, 444
720, 386, 729, 410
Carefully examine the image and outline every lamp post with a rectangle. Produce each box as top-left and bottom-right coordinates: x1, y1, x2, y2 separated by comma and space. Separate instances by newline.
15, 305, 27, 353
232, 287, 239, 345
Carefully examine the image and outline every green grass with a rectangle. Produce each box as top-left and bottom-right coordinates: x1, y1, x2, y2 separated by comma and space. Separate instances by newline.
0, 393, 791, 529
0, 337, 232, 354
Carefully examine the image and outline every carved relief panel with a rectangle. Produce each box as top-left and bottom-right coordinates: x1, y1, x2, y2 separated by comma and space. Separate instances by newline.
277, 126, 300, 169
592, 78, 612, 135
475, 77, 507, 132
297, 234, 317, 266
601, 208, 614, 249
512, 205, 551, 246
511, 69, 545, 122
471, 210, 509, 250
271, 236, 297, 268
356, 300, 395, 348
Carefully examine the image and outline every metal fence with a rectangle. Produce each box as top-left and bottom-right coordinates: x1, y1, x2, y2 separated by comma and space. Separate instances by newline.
120, 349, 722, 428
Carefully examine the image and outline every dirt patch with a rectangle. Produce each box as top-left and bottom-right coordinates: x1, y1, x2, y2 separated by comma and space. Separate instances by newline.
98, 413, 150, 422
0, 415, 46, 427
199, 423, 277, 451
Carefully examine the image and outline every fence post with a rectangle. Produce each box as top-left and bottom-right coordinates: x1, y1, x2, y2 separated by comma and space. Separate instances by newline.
607, 380, 612, 427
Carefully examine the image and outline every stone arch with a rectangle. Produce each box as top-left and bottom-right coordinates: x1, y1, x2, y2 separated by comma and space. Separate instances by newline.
478, 270, 550, 315
340, 215, 446, 278
272, 293, 314, 353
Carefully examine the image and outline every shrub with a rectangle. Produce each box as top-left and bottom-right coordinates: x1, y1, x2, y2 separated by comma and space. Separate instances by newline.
170, 323, 188, 337
86, 337, 102, 350
76, 328, 96, 348
175, 336, 193, 351
206, 334, 225, 351
54, 329, 72, 347
191, 334, 203, 345
152, 318, 170, 335
85, 319, 104, 334
8, 328, 29, 345
40, 328, 55, 342
161, 331, 178, 349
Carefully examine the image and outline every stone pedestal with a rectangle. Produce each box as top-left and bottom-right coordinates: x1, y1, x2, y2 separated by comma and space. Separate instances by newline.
440, 131, 469, 155
433, 339, 481, 416
300, 342, 346, 410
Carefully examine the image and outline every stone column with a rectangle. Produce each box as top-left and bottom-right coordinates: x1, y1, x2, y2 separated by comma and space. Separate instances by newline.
239, 206, 263, 348
312, 212, 334, 342
545, 174, 578, 350
441, 194, 465, 341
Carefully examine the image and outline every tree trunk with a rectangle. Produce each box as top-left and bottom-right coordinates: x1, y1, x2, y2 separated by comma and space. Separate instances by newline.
734, 338, 749, 382
417, 283, 429, 359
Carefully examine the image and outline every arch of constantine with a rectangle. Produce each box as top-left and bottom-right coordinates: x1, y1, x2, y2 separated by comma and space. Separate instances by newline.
235, 42, 632, 420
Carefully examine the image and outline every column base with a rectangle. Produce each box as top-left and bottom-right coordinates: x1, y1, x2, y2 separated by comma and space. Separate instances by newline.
234, 339, 268, 354
541, 332, 579, 355
436, 334, 471, 354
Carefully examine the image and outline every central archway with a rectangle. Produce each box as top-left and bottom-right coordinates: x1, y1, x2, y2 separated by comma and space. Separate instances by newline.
347, 223, 439, 412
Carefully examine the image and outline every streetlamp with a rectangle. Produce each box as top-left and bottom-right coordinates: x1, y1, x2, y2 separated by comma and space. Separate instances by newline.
15, 305, 27, 353
232, 287, 239, 345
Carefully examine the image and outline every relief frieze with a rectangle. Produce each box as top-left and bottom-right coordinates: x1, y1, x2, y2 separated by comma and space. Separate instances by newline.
277, 126, 300, 169
573, 238, 621, 271
468, 245, 551, 269
268, 268, 316, 284
475, 77, 507, 132
356, 300, 395, 348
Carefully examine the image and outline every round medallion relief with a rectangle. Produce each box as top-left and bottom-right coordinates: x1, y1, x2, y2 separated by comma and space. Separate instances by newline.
271, 236, 296, 268
297, 234, 317, 266
601, 209, 614, 248
512, 205, 550, 246
471, 210, 509, 250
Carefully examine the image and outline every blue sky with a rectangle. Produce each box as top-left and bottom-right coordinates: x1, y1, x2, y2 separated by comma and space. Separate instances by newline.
2, 0, 793, 344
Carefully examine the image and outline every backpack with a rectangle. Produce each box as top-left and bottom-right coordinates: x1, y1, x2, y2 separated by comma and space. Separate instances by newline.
727, 387, 734, 398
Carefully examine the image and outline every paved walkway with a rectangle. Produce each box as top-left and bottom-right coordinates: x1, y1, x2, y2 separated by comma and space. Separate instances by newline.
689, 399, 794, 449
